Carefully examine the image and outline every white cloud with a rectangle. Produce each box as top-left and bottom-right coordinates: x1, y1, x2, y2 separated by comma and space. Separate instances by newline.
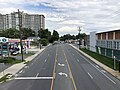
57, 26, 78, 35
0, 0, 120, 35
0, 8, 18, 14
46, 17, 64, 22
60, 20, 85, 26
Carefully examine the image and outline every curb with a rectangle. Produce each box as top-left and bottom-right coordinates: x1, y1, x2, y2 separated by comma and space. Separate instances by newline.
69, 44, 120, 80
0, 45, 50, 79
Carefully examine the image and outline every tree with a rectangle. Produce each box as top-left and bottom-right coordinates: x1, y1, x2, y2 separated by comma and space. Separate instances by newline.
50, 30, 59, 43
40, 38, 48, 46
38, 28, 51, 40
0, 28, 35, 39
76, 33, 86, 39
3, 28, 20, 38
21, 28, 35, 39
60, 34, 76, 41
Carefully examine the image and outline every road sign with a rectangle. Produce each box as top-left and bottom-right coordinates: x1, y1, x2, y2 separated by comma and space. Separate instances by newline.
2, 43, 9, 57
0, 37, 8, 43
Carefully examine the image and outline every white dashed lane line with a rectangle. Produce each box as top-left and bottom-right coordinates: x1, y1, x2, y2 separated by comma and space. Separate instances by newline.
45, 59, 47, 62
36, 73, 39, 77
88, 72, 93, 79
19, 70, 23, 74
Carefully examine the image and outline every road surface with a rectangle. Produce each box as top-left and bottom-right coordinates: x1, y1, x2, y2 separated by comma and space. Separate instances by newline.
0, 44, 120, 90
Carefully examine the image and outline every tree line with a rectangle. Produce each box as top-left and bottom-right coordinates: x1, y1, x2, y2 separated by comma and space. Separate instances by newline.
0, 28, 59, 46
60, 33, 86, 41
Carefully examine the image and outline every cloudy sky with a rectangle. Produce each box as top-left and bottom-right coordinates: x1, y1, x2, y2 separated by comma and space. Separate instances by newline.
0, 0, 120, 35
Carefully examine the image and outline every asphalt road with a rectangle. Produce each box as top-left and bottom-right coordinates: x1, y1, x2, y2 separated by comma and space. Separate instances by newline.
52, 45, 75, 90
0, 45, 56, 90
62, 44, 120, 90
0, 44, 120, 90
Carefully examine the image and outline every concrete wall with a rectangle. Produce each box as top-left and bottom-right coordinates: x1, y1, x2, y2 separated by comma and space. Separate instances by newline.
90, 31, 96, 52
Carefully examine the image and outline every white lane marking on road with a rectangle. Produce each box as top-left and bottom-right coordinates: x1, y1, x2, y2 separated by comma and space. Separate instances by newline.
58, 72, 68, 77
101, 70, 106, 73
77, 59, 79, 62
24, 66, 28, 68
73, 54, 74, 56
15, 74, 18, 77
78, 53, 116, 84
36, 73, 39, 77
19, 70, 23, 73
15, 77, 53, 80
58, 63, 65, 67
45, 59, 47, 62
88, 72, 93, 79
96, 65, 99, 68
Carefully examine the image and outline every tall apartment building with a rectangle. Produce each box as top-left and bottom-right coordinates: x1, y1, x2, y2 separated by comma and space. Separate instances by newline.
0, 14, 5, 31
96, 30, 120, 60
22, 13, 45, 34
0, 12, 45, 33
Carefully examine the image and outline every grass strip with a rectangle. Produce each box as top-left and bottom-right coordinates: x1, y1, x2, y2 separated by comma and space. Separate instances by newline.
0, 73, 12, 83
80, 48, 119, 70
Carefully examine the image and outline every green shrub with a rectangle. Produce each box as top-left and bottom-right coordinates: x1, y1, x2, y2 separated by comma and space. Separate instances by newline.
0, 57, 22, 64
41, 38, 48, 46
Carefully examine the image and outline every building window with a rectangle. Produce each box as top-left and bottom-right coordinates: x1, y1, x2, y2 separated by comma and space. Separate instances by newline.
117, 42, 119, 50
96, 40, 100, 46
113, 41, 117, 49
107, 41, 109, 48
106, 41, 112, 48
119, 42, 120, 50
110, 41, 112, 48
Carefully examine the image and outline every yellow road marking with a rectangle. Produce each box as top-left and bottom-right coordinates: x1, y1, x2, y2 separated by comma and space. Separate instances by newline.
50, 45, 58, 90
62, 46, 77, 90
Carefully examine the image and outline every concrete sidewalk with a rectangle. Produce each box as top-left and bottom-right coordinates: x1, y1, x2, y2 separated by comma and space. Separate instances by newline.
70, 44, 120, 80
0, 47, 45, 79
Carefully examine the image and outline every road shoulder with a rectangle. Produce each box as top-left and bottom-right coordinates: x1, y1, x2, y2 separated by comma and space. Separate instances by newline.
70, 44, 120, 80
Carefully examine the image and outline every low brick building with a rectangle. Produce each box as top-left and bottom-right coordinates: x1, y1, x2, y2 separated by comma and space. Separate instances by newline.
96, 29, 120, 60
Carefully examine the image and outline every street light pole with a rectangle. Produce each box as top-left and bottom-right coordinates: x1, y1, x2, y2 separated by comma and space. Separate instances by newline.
39, 29, 41, 49
18, 9, 24, 61
78, 26, 81, 49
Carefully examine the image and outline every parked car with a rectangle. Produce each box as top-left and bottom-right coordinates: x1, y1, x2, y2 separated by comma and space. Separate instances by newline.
11, 51, 19, 55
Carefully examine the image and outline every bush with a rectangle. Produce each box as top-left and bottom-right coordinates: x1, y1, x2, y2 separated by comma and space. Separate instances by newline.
0, 57, 22, 64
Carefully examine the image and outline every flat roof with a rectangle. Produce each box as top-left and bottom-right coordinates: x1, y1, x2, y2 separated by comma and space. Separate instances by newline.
96, 29, 120, 34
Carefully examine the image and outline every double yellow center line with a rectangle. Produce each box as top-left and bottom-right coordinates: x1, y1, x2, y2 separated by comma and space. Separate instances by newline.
50, 45, 77, 90
50, 45, 58, 90
62, 46, 77, 90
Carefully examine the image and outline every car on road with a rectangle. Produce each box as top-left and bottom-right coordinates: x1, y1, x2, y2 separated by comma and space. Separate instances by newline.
11, 51, 19, 55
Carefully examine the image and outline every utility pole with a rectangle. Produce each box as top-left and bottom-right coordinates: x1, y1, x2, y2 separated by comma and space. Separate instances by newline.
18, 9, 24, 61
39, 28, 41, 49
37, 28, 41, 49
78, 26, 81, 49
